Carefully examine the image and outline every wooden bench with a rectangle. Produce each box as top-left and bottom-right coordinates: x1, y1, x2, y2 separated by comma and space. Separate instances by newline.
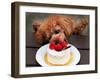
26, 32, 89, 67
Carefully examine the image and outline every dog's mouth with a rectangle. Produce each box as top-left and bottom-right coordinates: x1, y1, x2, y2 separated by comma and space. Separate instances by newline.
50, 32, 66, 42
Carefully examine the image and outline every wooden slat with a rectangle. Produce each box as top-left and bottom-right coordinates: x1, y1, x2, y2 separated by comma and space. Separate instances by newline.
69, 35, 89, 49
26, 48, 89, 67
26, 32, 41, 48
26, 32, 89, 49
77, 50, 89, 65
26, 48, 40, 67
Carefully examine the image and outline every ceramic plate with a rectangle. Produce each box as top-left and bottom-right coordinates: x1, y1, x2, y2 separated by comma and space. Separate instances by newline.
35, 44, 80, 67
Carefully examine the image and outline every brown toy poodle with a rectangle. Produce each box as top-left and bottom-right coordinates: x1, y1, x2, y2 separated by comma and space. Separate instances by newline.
32, 15, 88, 45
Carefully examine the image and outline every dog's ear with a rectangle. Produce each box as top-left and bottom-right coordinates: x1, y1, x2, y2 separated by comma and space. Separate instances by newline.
35, 29, 47, 45
32, 20, 42, 32
73, 16, 88, 34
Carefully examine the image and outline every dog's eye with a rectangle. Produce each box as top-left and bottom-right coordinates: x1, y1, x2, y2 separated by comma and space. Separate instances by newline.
54, 30, 60, 34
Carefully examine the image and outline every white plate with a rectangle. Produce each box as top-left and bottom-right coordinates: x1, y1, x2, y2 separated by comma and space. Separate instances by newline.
36, 44, 80, 67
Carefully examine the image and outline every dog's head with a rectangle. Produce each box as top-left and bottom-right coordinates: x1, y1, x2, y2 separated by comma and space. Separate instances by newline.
33, 15, 88, 45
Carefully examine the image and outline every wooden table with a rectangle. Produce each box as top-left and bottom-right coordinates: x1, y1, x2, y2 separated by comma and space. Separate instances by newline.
26, 32, 89, 67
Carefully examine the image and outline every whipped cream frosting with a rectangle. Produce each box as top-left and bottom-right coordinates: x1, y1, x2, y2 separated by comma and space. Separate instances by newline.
47, 45, 71, 64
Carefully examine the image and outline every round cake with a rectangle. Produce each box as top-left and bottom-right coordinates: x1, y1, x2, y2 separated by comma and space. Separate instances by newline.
46, 39, 71, 65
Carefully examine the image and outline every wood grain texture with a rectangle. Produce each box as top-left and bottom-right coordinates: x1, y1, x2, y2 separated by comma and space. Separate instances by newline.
26, 32, 89, 49
26, 32, 89, 67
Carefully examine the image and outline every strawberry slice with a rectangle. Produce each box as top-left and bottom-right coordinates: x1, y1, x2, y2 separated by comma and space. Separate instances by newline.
49, 42, 55, 49
60, 40, 68, 49
49, 39, 69, 51
54, 44, 63, 51
49, 44, 55, 49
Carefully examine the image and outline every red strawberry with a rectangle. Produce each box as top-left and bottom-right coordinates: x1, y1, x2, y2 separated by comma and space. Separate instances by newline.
49, 42, 55, 49
60, 41, 68, 49
54, 44, 63, 51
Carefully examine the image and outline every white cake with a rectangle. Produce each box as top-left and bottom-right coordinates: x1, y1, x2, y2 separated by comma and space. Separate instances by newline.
47, 45, 71, 65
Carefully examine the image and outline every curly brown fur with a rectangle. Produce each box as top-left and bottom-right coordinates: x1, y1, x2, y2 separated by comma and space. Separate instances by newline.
32, 15, 88, 44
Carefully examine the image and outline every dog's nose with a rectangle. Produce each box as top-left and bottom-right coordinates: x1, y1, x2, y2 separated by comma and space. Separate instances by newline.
54, 30, 60, 34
